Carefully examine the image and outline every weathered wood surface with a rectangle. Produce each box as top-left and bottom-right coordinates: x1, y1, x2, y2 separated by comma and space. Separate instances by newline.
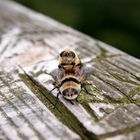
0, 0, 140, 140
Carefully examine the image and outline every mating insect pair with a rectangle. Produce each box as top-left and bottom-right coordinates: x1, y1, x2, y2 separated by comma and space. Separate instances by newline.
50, 49, 92, 103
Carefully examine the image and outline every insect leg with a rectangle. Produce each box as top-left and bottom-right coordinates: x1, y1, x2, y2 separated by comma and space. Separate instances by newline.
56, 92, 60, 99
75, 97, 79, 102
69, 100, 74, 105
49, 86, 58, 93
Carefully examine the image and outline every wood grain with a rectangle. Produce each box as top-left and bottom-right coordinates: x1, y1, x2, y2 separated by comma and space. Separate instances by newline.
0, 0, 140, 139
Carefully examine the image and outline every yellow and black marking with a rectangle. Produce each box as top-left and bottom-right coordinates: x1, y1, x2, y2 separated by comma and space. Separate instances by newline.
59, 75, 81, 100
50, 49, 90, 101
58, 49, 82, 70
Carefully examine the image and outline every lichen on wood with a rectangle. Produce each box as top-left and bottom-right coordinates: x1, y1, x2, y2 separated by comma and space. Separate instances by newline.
0, 0, 140, 140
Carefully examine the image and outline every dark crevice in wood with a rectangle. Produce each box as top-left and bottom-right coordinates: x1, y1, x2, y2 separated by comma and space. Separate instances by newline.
0, 92, 46, 140
99, 61, 140, 86
94, 73, 139, 105
19, 69, 98, 140
0, 37, 21, 57
99, 123, 140, 139
92, 73, 129, 100
0, 107, 29, 140
0, 0, 140, 139
1, 74, 63, 137
106, 59, 140, 81
0, 76, 48, 140
82, 103, 99, 121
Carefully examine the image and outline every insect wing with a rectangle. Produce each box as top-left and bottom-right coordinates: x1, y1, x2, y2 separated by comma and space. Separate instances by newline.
75, 65, 93, 82
50, 68, 65, 85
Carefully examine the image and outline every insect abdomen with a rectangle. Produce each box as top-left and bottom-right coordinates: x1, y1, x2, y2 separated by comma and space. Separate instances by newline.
59, 76, 81, 100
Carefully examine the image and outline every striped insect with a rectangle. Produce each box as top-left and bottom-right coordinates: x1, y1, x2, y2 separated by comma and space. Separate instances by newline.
50, 49, 92, 103
58, 49, 82, 71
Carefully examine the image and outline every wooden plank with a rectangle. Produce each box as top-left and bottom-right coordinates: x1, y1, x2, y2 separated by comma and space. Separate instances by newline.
0, 0, 140, 140
0, 72, 80, 140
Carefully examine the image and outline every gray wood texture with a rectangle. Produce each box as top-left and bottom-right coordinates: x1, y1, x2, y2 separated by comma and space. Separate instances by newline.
0, 0, 140, 140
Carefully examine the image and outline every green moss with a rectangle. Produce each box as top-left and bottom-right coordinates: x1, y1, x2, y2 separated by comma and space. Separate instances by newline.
102, 94, 130, 105
79, 83, 130, 105
18, 69, 140, 139
132, 100, 140, 106
128, 86, 140, 98
79, 90, 96, 103
79, 85, 103, 102
19, 73, 98, 140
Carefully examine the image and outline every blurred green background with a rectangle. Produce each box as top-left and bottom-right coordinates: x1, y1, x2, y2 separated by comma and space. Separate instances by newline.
15, 0, 140, 58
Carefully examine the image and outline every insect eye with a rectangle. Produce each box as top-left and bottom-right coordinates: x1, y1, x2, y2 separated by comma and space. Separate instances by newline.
62, 89, 68, 96
72, 88, 78, 94
60, 51, 65, 57
63, 52, 75, 58
70, 52, 75, 58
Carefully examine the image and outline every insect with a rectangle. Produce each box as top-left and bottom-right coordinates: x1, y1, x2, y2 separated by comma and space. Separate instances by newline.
50, 49, 92, 103
58, 49, 82, 71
